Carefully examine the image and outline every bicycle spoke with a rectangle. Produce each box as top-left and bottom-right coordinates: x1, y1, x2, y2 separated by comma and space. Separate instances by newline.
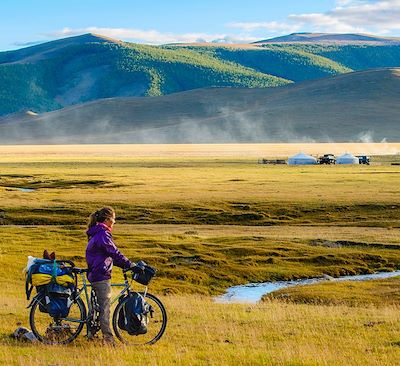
30, 296, 86, 344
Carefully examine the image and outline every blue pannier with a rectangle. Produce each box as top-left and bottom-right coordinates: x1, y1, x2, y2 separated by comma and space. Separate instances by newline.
118, 292, 152, 335
37, 264, 70, 276
45, 283, 72, 318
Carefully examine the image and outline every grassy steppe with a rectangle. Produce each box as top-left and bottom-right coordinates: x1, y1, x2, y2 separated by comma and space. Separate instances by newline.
1, 147, 400, 228
1, 144, 400, 365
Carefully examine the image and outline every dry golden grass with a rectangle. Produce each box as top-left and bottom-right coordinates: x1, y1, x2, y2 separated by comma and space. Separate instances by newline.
266, 277, 400, 306
0, 143, 398, 159
1, 295, 400, 365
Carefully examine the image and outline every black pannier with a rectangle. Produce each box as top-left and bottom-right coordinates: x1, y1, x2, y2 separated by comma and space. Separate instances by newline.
118, 292, 152, 335
131, 260, 156, 285
37, 283, 73, 318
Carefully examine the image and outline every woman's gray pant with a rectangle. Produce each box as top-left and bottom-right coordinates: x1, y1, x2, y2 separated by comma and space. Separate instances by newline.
91, 280, 114, 340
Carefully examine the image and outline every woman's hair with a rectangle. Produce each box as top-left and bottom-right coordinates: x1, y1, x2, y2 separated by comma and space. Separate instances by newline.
88, 207, 115, 229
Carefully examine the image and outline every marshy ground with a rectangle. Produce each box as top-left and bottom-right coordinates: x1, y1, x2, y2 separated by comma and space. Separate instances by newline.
0, 144, 400, 365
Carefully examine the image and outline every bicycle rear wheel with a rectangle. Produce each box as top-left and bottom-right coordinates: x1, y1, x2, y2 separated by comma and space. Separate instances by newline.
29, 293, 86, 344
112, 292, 167, 345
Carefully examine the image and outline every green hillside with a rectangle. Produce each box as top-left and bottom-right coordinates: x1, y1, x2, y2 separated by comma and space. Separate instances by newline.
1, 33, 400, 116
0, 34, 288, 116
120, 43, 287, 95
1, 68, 399, 143
277, 44, 400, 70
170, 45, 351, 82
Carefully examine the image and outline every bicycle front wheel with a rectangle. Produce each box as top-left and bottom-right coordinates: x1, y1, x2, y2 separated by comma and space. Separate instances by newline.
29, 293, 86, 344
112, 292, 167, 345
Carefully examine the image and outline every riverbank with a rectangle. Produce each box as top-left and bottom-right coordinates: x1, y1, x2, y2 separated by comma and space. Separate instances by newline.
217, 271, 400, 303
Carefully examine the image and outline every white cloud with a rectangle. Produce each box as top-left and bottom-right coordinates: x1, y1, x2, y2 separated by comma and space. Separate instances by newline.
229, 1, 400, 37
335, 0, 366, 6
47, 27, 256, 44
290, 0, 400, 34
288, 13, 366, 33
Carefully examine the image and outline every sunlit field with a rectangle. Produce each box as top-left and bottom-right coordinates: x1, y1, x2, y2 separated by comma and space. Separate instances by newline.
0, 142, 399, 159
1, 144, 400, 365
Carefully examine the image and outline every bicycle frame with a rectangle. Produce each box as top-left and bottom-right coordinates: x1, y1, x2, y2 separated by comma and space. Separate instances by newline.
65, 271, 148, 330
28, 264, 166, 345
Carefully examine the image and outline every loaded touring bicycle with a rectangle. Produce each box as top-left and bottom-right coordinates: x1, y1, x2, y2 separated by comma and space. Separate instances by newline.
25, 258, 167, 345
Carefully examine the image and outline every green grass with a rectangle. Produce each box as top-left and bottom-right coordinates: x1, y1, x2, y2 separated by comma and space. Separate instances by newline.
1, 225, 400, 296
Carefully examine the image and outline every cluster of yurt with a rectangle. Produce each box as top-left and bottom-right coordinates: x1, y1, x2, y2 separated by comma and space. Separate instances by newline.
287, 152, 360, 165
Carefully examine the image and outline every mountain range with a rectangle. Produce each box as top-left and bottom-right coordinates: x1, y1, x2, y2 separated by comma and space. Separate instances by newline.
0, 33, 399, 143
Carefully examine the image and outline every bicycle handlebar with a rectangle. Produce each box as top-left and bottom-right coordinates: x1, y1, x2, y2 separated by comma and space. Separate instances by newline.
64, 262, 137, 276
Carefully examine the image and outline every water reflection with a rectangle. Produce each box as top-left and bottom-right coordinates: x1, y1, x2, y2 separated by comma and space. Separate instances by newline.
216, 270, 400, 303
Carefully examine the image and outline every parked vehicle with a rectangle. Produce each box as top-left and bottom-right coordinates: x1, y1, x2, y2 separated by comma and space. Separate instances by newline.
318, 154, 336, 165
357, 155, 370, 165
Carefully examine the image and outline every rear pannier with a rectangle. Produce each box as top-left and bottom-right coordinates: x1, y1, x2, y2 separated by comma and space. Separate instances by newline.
25, 257, 75, 318
44, 283, 73, 318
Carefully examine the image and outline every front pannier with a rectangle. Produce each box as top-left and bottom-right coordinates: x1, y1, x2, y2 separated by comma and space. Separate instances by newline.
118, 292, 152, 335
131, 260, 156, 285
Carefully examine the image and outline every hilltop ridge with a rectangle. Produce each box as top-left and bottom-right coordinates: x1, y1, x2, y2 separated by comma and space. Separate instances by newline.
254, 32, 400, 44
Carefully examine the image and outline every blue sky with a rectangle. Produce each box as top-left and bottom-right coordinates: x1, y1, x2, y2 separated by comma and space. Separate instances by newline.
1, 0, 399, 50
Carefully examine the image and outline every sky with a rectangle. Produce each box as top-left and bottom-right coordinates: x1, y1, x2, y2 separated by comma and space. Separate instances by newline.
1, 0, 400, 51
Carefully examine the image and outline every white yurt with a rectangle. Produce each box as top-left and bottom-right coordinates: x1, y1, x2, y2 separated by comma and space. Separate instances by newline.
336, 153, 359, 165
288, 152, 317, 165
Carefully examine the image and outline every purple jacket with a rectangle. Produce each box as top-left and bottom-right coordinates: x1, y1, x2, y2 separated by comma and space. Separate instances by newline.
86, 223, 132, 283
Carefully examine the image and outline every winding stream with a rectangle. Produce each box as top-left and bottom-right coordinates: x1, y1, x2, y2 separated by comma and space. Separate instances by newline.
16, 188, 35, 192
216, 270, 400, 303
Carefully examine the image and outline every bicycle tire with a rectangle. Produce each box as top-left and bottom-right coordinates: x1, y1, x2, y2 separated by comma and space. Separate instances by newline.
29, 293, 87, 344
112, 292, 167, 345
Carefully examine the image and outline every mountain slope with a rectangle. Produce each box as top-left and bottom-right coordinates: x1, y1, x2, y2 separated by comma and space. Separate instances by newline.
1, 68, 399, 143
0, 34, 289, 116
255, 32, 400, 44
2, 33, 400, 118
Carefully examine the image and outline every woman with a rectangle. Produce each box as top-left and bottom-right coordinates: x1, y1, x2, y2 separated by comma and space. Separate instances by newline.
86, 207, 132, 344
